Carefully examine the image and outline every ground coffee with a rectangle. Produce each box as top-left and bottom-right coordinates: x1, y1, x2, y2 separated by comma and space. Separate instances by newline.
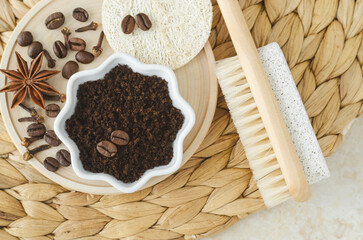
66, 65, 184, 183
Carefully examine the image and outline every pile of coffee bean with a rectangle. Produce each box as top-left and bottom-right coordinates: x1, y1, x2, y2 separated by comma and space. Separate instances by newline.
43, 8, 97, 79
17, 31, 56, 68
18, 103, 71, 172
25, 120, 70, 172
96, 130, 130, 157
14, 6, 106, 173
121, 13, 152, 34
66, 65, 184, 183
43, 8, 105, 79
43, 149, 71, 172
17, 7, 105, 80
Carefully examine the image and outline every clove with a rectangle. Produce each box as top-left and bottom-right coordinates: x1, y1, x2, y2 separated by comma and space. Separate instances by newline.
93, 31, 104, 57
21, 136, 43, 147
43, 49, 56, 68
61, 27, 71, 49
18, 115, 44, 123
23, 144, 51, 161
43, 93, 66, 103
75, 21, 98, 32
19, 103, 37, 116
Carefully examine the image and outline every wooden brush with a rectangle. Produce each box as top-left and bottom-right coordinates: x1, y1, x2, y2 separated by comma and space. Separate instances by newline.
215, 0, 311, 207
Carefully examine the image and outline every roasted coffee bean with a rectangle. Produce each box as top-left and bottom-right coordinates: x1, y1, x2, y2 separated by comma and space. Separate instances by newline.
56, 149, 71, 167
75, 50, 94, 64
44, 157, 59, 172
44, 130, 62, 147
45, 12, 65, 30
28, 41, 43, 59
136, 13, 152, 31
53, 40, 67, 58
17, 31, 33, 46
27, 123, 46, 137
45, 104, 60, 118
72, 7, 89, 22
97, 141, 117, 158
62, 61, 79, 79
121, 15, 135, 34
68, 38, 86, 51
111, 130, 130, 146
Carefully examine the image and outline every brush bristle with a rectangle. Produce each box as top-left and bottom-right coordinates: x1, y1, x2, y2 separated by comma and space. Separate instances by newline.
216, 56, 291, 207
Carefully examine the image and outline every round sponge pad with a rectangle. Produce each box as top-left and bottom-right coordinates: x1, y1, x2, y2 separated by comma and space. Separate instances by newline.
102, 0, 212, 69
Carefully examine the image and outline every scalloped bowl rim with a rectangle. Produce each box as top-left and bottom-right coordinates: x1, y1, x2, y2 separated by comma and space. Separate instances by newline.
54, 52, 195, 193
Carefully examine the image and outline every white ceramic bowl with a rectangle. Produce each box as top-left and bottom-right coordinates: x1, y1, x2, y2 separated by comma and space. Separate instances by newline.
54, 53, 195, 193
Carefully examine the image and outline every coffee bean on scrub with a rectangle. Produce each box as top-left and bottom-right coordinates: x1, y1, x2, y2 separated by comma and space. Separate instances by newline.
44, 157, 59, 172
111, 130, 130, 146
62, 61, 79, 79
135, 13, 152, 31
45, 12, 65, 30
17, 31, 33, 46
121, 15, 135, 34
44, 130, 62, 147
53, 40, 67, 58
97, 141, 117, 158
45, 104, 60, 118
75, 50, 94, 64
27, 123, 46, 137
28, 41, 43, 59
56, 149, 71, 167
68, 38, 86, 51
72, 7, 89, 22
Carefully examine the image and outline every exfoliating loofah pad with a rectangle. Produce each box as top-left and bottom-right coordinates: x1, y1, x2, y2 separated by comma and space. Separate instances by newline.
258, 43, 330, 184
102, 0, 212, 70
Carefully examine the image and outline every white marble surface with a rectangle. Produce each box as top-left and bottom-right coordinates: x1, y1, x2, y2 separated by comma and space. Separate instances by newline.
208, 115, 363, 240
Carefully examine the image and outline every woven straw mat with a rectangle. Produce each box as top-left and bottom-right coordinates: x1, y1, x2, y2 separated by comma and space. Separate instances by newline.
0, 0, 362, 239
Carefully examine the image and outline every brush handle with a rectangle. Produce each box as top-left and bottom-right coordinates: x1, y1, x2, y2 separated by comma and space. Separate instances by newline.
216, 0, 310, 202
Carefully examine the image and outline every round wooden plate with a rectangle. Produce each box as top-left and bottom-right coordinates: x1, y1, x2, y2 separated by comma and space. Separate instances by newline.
0, 0, 217, 194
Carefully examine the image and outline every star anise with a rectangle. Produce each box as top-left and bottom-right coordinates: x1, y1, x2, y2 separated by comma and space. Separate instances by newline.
0, 51, 60, 109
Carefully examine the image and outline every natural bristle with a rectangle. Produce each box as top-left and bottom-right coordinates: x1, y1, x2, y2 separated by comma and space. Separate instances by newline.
216, 56, 291, 208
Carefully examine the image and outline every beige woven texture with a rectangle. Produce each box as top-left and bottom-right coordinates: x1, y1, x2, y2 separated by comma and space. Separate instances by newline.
0, 0, 362, 239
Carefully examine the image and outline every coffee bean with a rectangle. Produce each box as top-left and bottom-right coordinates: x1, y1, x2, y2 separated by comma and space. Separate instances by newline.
27, 123, 46, 137
45, 12, 65, 30
73, 7, 89, 22
136, 13, 152, 31
56, 149, 71, 167
68, 38, 86, 51
97, 141, 117, 158
17, 31, 33, 47
28, 41, 43, 59
44, 157, 59, 172
75, 51, 94, 64
62, 61, 79, 79
44, 130, 62, 147
111, 130, 130, 146
45, 104, 60, 118
121, 15, 135, 34
53, 40, 67, 58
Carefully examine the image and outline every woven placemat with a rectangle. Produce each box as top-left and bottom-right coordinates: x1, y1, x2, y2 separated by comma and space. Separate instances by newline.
0, 0, 362, 239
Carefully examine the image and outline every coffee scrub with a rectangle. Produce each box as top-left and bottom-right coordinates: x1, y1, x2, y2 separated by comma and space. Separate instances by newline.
66, 64, 184, 183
